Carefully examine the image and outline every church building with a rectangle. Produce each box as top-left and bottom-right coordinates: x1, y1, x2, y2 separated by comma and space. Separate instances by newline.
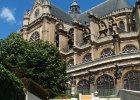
21, 0, 140, 96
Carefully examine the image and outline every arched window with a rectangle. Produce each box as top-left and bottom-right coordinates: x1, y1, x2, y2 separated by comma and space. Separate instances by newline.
77, 79, 90, 95
34, 8, 40, 18
124, 70, 140, 91
123, 45, 138, 54
55, 32, 59, 48
119, 21, 125, 31
67, 28, 74, 50
30, 32, 40, 41
83, 53, 92, 63
101, 48, 115, 58
97, 75, 115, 96
83, 28, 91, 44
67, 59, 74, 67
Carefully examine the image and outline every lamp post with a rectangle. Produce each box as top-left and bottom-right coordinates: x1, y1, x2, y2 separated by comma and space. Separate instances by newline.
94, 91, 98, 97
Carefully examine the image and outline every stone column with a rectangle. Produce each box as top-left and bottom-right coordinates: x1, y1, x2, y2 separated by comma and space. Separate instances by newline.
42, 18, 49, 41
89, 72, 95, 94
91, 45, 97, 60
74, 52, 80, 65
112, 24, 120, 55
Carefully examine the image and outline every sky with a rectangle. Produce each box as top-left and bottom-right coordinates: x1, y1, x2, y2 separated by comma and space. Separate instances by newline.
0, 0, 137, 39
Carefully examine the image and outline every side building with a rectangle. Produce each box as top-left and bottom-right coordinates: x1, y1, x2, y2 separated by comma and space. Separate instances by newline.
21, 0, 140, 96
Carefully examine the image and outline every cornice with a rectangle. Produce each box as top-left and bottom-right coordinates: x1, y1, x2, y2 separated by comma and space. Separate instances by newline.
67, 52, 140, 75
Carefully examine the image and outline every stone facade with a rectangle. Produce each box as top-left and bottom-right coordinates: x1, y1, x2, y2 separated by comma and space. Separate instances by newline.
21, 0, 140, 96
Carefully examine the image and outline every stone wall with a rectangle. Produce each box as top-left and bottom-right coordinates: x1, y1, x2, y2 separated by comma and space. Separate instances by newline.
119, 89, 140, 100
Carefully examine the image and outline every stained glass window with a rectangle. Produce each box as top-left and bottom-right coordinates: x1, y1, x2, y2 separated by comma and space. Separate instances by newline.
77, 79, 90, 95
124, 70, 140, 91
30, 32, 40, 41
97, 75, 115, 96
123, 45, 137, 54
101, 48, 115, 58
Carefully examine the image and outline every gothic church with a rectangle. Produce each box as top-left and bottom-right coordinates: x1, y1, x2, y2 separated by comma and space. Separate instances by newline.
21, 0, 140, 96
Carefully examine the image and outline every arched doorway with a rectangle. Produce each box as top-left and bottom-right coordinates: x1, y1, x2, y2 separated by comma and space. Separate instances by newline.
77, 79, 90, 95
96, 75, 115, 96
124, 70, 140, 91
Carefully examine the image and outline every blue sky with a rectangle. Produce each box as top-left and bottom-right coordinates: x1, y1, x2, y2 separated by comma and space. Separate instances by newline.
0, 0, 136, 39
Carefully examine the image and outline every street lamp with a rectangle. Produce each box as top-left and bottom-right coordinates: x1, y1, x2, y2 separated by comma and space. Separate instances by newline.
94, 91, 98, 97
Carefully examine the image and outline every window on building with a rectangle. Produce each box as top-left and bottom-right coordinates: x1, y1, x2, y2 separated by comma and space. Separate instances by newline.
68, 59, 74, 67
34, 9, 40, 18
122, 45, 138, 54
55, 32, 59, 48
83, 53, 92, 63
101, 48, 115, 58
77, 79, 90, 95
83, 28, 91, 45
97, 75, 115, 96
67, 28, 74, 50
30, 32, 40, 41
119, 21, 125, 31
124, 70, 140, 91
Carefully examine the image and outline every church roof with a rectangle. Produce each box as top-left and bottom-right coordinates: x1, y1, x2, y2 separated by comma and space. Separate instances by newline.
50, 4, 73, 24
48, 0, 132, 24
79, 0, 132, 24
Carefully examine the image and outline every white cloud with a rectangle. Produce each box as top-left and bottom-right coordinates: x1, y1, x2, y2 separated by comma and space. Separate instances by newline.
0, 7, 16, 23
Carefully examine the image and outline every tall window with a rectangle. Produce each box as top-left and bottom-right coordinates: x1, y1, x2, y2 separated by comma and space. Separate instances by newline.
30, 32, 40, 41
83, 53, 92, 63
119, 21, 125, 31
77, 79, 90, 95
101, 48, 115, 58
123, 45, 138, 54
124, 70, 140, 91
83, 28, 91, 44
97, 75, 115, 96
55, 32, 59, 48
67, 28, 74, 50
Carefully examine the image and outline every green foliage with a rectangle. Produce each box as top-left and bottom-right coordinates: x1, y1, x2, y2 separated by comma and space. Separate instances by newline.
0, 64, 25, 100
0, 33, 68, 97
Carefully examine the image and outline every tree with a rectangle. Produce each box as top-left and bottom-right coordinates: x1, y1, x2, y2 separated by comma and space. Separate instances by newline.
0, 64, 25, 100
0, 33, 68, 97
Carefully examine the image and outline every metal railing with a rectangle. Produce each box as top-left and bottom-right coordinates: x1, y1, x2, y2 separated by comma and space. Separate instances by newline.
97, 89, 116, 96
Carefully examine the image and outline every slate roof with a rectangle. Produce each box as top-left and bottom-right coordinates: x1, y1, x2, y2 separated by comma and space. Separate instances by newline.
50, 4, 73, 24
49, 0, 133, 24
79, 0, 133, 24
